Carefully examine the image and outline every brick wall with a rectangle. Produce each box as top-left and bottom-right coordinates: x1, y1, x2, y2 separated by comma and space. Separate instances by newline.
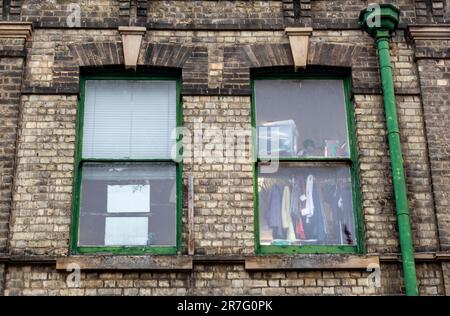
147, 0, 284, 29
11, 28, 436, 257
382, 262, 446, 295
183, 96, 254, 255
417, 59, 450, 251
20, 0, 124, 28
397, 95, 438, 251
443, 262, 450, 294
0, 36, 28, 255
3, 262, 447, 296
6, 93, 437, 256
0, 263, 4, 294
13, 0, 284, 29
18, 27, 431, 96
4, 264, 379, 296
3, 1, 450, 27
0, 56, 23, 253
9, 95, 77, 256
353, 93, 437, 253
0, 0, 449, 296
415, 0, 450, 23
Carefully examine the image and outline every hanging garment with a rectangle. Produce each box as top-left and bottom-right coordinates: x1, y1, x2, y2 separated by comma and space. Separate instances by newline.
296, 219, 306, 240
300, 175, 314, 223
281, 185, 296, 241
315, 182, 328, 236
312, 182, 327, 241
302, 178, 327, 242
320, 183, 341, 243
290, 180, 305, 239
340, 185, 354, 244
266, 184, 283, 238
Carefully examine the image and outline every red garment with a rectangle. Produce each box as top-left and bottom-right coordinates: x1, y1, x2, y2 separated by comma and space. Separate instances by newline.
296, 175, 306, 240
296, 217, 306, 240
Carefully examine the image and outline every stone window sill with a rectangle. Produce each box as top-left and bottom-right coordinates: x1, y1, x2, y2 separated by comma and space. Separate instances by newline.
56, 256, 193, 272
55, 254, 379, 271
6, 253, 450, 271
244, 254, 380, 270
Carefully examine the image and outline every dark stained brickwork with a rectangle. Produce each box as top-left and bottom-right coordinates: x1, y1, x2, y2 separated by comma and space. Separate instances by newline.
0, 56, 23, 252
0, 0, 449, 296
0, 37, 27, 254
283, 0, 312, 26
415, 0, 449, 23
418, 58, 450, 251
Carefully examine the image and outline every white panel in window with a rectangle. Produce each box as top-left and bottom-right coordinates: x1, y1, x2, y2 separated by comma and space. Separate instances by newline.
104, 217, 148, 246
78, 163, 176, 247
107, 184, 150, 213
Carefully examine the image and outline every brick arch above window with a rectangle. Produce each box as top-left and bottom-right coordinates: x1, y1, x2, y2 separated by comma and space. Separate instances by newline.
68, 42, 125, 67
307, 42, 359, 68
22, 40, 209, 95
22, 39, 370, 96
237, 42, 358, 69
223, 42, 361, 94
67, 41, 199, 72
138, 43, 194, 68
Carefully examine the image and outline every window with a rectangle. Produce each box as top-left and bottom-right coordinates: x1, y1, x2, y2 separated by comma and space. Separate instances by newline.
72, 76, 181, 254
252, 76, 362, 254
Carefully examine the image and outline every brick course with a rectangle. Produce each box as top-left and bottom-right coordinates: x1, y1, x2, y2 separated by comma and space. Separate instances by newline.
418, 59, 450, 251
0, 56, 23, 253
0, 0, 449, 296
9, 95, 77, 256
3, 262, 447, 296
182, 96, 254, 255
4, 264, 379, 296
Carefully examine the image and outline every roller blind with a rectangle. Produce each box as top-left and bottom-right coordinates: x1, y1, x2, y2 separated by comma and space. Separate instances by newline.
82, 162, 176, 181
82, 80, 176, 159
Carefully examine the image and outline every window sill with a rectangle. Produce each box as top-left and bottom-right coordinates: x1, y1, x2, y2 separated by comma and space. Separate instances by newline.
245, 254, 379, 270
55, 254, 377, 271
56, 255, 193, 272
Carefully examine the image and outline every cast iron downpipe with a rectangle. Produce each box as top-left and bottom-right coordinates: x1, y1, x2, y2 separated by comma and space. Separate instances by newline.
359, 4, 418, 296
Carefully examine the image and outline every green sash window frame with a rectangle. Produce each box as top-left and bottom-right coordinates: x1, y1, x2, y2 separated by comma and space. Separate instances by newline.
251, 74, 364, 255
70, 74, 182, 255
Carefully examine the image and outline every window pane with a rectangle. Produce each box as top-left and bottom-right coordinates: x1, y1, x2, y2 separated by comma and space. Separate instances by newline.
78, 162, 177, 247
258, 163, 356, 246
82, 80, 176, 159
255, 79, 349, 158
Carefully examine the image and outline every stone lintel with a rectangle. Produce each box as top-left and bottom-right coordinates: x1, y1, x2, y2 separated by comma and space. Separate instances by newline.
0, 22, 33, 40
285, 27, 313, 69
118, 26, 147, 70
408, 25, 450, 40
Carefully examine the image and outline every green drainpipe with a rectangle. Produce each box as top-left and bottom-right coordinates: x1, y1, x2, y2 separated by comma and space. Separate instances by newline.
359, 4, 418, 296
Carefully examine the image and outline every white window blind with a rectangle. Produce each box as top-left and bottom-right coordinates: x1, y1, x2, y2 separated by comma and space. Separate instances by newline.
82, 80, 176, 159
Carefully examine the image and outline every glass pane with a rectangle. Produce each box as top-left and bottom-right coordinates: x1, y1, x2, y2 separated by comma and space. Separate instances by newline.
78, 162, 177, 247
258, 163, 356, 246
82, 80, 176, 159
255, 79, 349, 158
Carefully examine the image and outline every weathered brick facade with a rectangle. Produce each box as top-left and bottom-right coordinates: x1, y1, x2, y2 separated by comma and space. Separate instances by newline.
0, 0, 449, 296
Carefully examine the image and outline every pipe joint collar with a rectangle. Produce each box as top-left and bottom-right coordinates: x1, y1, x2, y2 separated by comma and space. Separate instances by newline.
358, 4, 400, 38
